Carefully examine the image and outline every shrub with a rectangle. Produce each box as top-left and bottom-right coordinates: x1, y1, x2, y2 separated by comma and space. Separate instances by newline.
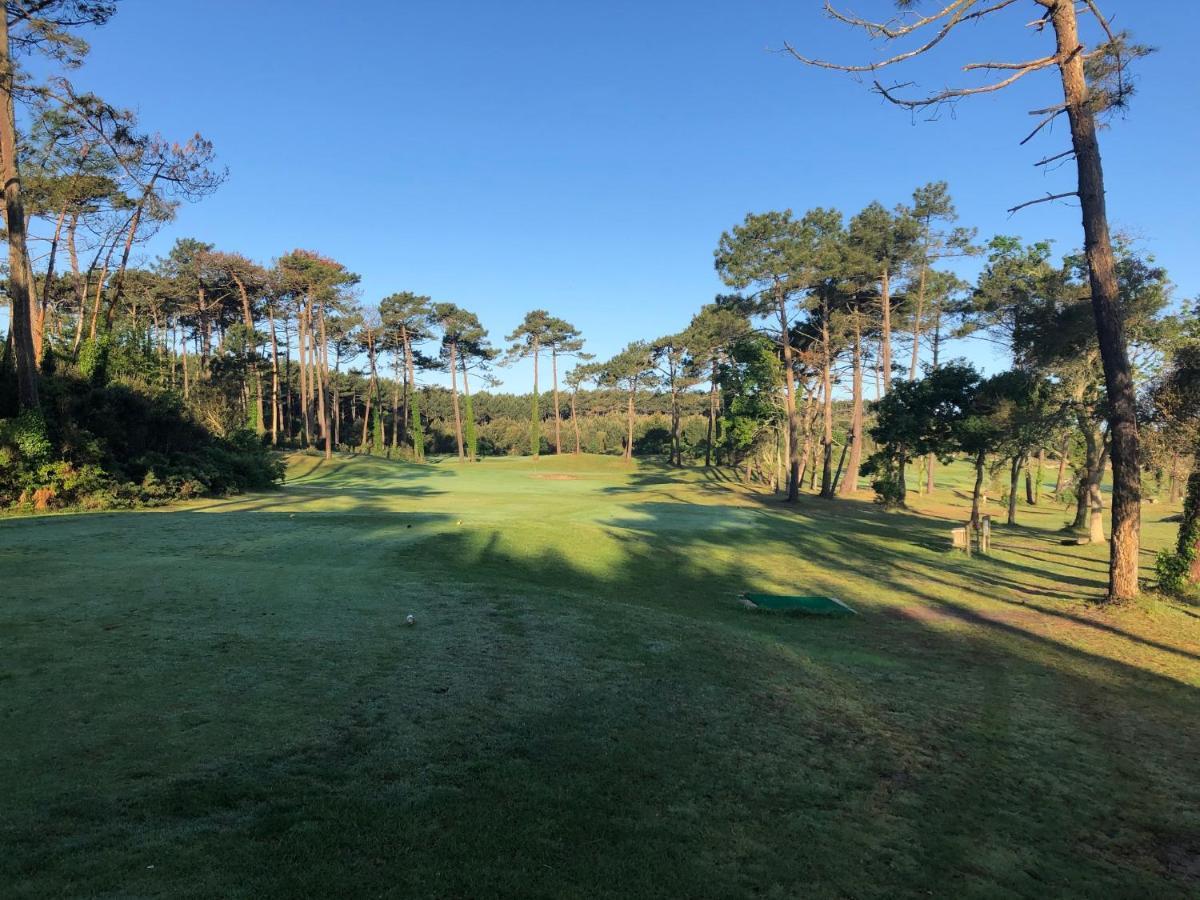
0, 372, 283, 512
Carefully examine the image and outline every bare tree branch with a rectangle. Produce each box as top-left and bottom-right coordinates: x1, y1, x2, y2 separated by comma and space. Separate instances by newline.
963, 54, 1055, 71
1006, 190, 1079, 214
1034, 148, 1075, 166
782, 0, 1019, 74
1019, 105, 1067, 145
821, 0, 975, 40
872, 55, 1057, 109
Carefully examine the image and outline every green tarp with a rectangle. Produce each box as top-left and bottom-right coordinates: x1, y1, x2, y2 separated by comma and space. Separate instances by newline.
740, 593, 857, 616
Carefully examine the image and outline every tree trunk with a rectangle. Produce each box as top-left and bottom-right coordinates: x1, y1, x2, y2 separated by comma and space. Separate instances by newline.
360, 391, 372, 450
449, 339, 464, 459
1053, 432, 1071, 500
389, 349, 400, 456
283, 315, 294, 441
404, 328, 420, 460
705, 357, 718, 467
1168, 451, 1181, 503
1050, 2, 1139, 600
625, 379, 636, 461
317, 306, 332, 460
530, 339, 540, 458
1008, 453, 1025, 526
831, 439, 849, 496
1072, 417, 1095, 526
66, 214, 86, 350
105, 172, 161, 330
402, 327, 414, 451
297, 306, 311, 446
33, 203, 71, 366
0, 16, 37, 409
778, 288, 800, 500
552, 349, 562, 454
266, 304, 281, 446
924, 292, 944, 494
1087, 442, 1109, 544
231, 274, 264, 436
819, 312, 835, 499
1027, 448, 1044, 505
880, 265, 891, 395
840, 317, 863, 497
370, 340, 384, 454
909, 261, 927, 381
571, 388, 582, 454
670, 381, 681, 467
970, 450, 987, 528
181, 341, 190, 400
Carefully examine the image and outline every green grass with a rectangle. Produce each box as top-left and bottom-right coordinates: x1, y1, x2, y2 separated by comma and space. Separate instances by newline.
2, 451, 1198, 898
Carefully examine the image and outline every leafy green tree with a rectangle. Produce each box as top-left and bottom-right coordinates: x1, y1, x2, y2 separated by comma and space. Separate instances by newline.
564, 361, 600, 455
717, 334, 784, 476
597, 341, 659, 461
985, 371, 1065, 526
788, 0, 1152, 600
459, 328, 498, 461
906, 182, 978, 380
714, 209, 836, 499
432, 303, 487, 460
973, 239, 1172, 539
1151, 307, 1200, 592
505, 309, 555, 458
544, 316, 587, 454
865, 363, 981, 508
276, 249, 360, 459
205, 252, 268, 436
380, 291, 432, 456
409, 390, 426, 461
682, 301, 750, 467
651, 332, 701, 466
355, 309, 387, 454
1, 0, 118, 410
846, 201, 919, 396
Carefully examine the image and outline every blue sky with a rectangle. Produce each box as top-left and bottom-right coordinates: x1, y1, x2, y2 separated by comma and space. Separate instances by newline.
26, 0, 1198, 391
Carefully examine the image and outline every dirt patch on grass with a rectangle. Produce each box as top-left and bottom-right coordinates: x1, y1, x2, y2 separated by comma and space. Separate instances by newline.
529, 474, 582, 481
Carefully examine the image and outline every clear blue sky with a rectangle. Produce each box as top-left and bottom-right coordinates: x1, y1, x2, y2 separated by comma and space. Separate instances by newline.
35, 0, 1199, 390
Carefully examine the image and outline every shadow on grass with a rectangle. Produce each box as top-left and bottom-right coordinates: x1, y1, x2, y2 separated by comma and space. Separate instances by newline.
3, 468, 1198, 898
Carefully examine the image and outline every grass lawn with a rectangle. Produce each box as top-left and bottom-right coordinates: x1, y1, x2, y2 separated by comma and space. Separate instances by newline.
2, 452, 1198, 898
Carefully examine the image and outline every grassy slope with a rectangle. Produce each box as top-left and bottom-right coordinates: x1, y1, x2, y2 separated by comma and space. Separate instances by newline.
2, 452, 1197, 898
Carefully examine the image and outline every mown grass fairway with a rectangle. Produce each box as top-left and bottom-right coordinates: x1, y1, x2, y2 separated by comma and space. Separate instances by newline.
3, 453, 1199, 898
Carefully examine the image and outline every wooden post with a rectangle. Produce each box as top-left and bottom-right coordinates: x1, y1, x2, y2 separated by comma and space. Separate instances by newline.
951, 525, 971, 556
979, 515, 992, 556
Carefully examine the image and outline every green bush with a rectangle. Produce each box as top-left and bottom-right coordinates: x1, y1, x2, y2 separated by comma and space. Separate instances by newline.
0, 372, 283, 512
862, 452, 907, 509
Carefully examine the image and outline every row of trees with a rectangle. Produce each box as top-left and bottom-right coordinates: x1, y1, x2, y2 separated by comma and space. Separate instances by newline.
784, 0, 1151, 602
2, 2, 1194, 597
2, 2, 223, 416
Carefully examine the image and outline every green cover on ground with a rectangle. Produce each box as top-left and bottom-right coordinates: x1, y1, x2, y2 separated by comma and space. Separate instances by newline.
742, 593, 857, 616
